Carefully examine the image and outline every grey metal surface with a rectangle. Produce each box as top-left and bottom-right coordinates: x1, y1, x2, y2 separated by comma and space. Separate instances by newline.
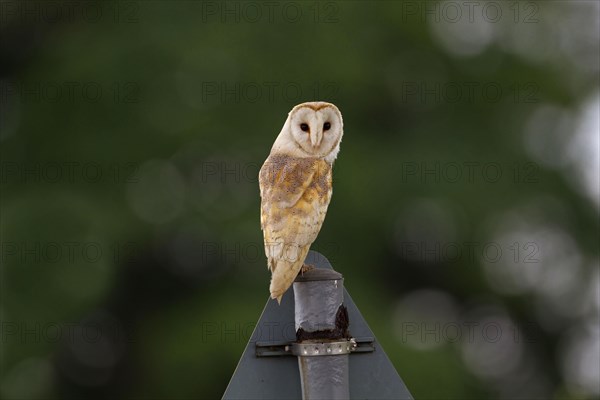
293, 275, 343, 332
294, 264, 348, 400
299, 355, 350, 400
222, 251, 413, 400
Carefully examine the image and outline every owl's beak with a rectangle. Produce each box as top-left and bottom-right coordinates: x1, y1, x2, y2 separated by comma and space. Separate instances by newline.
310, 129, 322, 148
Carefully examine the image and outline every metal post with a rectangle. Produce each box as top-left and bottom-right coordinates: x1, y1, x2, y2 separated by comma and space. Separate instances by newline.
292, 269, 353, 400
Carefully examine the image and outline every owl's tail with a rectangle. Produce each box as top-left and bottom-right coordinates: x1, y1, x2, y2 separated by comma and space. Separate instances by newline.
269, 246, 310, 304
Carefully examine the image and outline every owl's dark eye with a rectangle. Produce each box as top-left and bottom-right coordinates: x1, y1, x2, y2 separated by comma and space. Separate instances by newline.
323, 122, 331, 131
300, 123, 309, 132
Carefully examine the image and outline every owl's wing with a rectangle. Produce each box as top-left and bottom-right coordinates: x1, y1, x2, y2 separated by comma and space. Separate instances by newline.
259, 155, 332, 300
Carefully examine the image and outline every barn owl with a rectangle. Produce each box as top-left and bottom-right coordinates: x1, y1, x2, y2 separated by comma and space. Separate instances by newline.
259, 101, 343, 303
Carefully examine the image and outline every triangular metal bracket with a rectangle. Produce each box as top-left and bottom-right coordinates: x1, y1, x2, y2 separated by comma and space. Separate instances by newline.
223, 251, 413, 399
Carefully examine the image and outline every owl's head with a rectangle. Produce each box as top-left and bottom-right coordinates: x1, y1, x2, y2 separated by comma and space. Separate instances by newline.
272, 102, 343, 163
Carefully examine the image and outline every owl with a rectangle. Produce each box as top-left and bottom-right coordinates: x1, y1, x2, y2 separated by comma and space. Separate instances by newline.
259, 102, 343, 303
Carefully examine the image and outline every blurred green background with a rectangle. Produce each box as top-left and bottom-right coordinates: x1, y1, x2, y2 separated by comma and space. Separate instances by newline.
1, 1, 598, 399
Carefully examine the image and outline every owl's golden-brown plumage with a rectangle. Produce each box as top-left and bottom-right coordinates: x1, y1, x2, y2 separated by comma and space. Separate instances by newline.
259, 102, 343, 303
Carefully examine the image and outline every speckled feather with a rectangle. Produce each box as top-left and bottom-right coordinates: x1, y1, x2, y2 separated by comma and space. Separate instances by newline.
259, 155, 332, 302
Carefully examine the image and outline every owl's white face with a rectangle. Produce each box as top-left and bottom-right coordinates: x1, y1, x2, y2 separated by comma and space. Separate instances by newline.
271, 102, 343, 163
